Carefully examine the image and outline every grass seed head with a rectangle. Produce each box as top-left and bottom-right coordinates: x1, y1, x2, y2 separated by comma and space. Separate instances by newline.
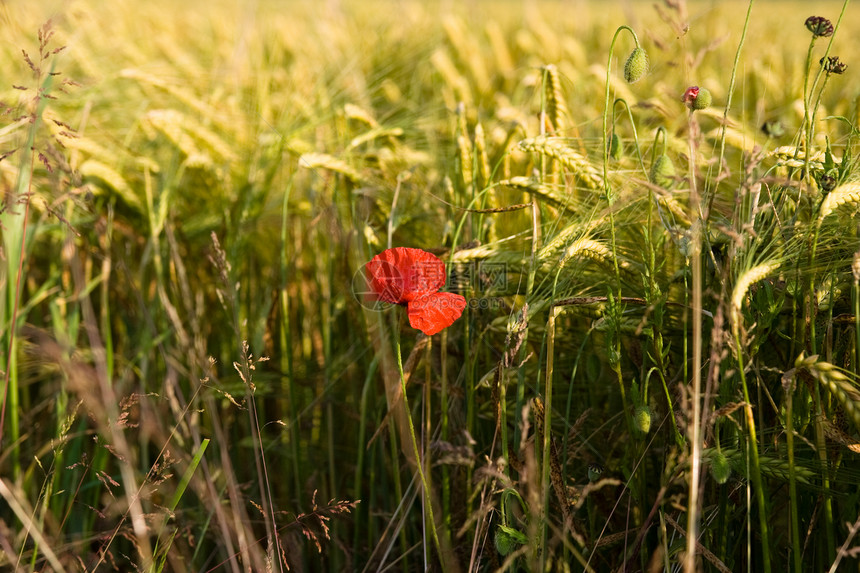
817, 182, 860, 224
731, 262, 780, 324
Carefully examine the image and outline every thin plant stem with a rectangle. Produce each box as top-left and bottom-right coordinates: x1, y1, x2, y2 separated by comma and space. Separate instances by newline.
392, 327, 442, 563
733, 328, 771, 573
540, 307, 558, 571
685, 109, 705, 573
612, 97, 648, 179
703, 0, 756, 221
784, 371, 802, 573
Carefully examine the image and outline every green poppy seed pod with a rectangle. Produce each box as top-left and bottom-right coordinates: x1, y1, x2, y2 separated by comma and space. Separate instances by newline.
624, 47, 648, 83
495, 527, 517, 556
691, 87, 712, 110
587, 463, 604, 483
609, 133, 622, 160
494, 525, 527, 556
633, 404, 652, 435
650, 154, 676, 188
710, 451, 731, 484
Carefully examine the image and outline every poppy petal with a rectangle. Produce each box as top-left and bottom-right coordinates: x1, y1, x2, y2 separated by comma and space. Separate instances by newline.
365, 247, 447, 304
407, 292, 467, 335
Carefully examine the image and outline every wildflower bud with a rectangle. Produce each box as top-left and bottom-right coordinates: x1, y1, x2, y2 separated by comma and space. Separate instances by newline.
587, 463, 603, 483
805, 16, 834, 38
624, 47, 649, 83
821, 56, 847, 75
495, 528, 517, 556
710, 451, 731, 484
682, 86, 711, 111
633, 404, 652, 435
650, 154, 676, 189
609, 132, 622, 160
494, 526, 527, 556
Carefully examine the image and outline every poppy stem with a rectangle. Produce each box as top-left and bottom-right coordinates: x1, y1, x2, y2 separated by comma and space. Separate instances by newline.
392, 328, 443, 564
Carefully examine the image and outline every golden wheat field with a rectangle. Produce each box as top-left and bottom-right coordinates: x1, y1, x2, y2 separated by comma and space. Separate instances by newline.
2, 0, 860, 571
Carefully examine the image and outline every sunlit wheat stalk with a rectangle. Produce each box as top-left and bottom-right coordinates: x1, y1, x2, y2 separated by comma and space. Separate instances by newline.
730, 261, 778, 573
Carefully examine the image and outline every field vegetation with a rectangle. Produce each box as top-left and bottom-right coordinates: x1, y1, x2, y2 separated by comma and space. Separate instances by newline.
2, 0, 860, 570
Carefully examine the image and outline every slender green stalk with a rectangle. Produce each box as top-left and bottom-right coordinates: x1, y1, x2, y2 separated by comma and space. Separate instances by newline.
733, 328, 771, 573
703, 0, 756, 220
612, 97, 648, 178
685, 109, 705, 573
855, 267, 860, 376
440, 329, 451, 527
279, 179, 302, 508
601, 26, 639, 285
392, 327, 442, 563
387, 414, 410, 572
802, 11, 851, 563
601, 26, 640, 445
540, 307, 559, 569
784, 372, 802, 573
0, 67, 50, 481
353, 356, 379, 558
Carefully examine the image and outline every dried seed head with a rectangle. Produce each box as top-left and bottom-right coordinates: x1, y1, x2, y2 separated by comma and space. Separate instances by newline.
821, 55, 847, 75
623, 47, 649, 83
710, 451, 731, 484
650, 154, 676, 189
805, 16, 834, 37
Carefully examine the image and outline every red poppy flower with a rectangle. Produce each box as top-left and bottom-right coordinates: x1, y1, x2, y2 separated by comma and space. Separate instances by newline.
681, 86, 700, 107
365, 247, 467, 335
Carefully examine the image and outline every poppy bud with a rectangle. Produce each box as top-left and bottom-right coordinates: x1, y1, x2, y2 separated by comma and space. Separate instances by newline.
495, 528, 516, 556
624, 47, 649, 83
650, 154, 676, 189
494, 525, 527, 556
609, 132, 622, 160
633, 404, 652, 435
805, 16, 834, 38
710, 451, 731, 484
682, 86, 711, 111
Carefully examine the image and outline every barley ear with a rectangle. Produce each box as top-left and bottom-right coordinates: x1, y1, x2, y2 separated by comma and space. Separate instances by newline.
731, 262, 779, 325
